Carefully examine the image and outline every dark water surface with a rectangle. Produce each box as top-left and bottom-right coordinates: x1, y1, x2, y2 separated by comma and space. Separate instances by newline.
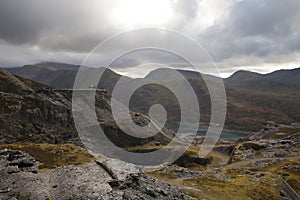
166, 123, 248, 141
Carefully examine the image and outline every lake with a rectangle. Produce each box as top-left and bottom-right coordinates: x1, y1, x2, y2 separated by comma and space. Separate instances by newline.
166, 123, 248, 141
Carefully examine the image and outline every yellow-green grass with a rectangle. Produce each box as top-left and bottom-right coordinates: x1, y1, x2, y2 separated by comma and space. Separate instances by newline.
125, 144, 163, 152
147, 171, 179, 180
263, 127, 300, 139
148, 153, 300, 199
225, 157, 300, 194
262, 158, 300, 194
0, 143, 94, 171
130, 144, 229, 172
181, 174, 280, 200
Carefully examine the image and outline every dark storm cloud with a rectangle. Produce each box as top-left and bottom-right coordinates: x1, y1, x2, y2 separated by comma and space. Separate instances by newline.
0, 0, 299, 72
0, 0, 117, 52
0, 0, 201, 53
229, 0, 300, 37
198, 0, 300, 63
0, 0, 47, 44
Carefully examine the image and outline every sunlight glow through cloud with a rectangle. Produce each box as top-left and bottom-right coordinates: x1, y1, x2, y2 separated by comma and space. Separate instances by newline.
111, 0, 174, 28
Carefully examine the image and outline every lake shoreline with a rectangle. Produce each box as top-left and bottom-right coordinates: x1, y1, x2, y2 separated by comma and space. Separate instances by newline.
165, 122, 252, 141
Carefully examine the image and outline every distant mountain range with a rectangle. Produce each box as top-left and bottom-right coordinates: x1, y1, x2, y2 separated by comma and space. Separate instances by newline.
225, 68, 300, 92
5, 62, 300, 131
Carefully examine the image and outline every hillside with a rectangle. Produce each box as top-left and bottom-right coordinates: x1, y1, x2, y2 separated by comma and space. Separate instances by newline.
0, 68, 172, 148
225, 68, 300, 92
6, 63, 300, 131
144, 68, 300, 131
7, 62, 129, 91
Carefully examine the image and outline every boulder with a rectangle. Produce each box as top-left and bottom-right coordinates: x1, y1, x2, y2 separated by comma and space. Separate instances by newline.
0, 149, 38, 174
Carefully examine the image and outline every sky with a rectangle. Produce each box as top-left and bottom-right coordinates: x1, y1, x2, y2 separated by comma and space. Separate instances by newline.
0, 0, 300, 77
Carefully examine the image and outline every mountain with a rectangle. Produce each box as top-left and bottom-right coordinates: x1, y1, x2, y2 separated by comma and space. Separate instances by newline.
142, 68, 212, 123
0, 67, 172, 148
6, 63, 300, 131
225, 68, 300, 92
0, 67, 33, 94
146, 68, 219, 82
267, 68, 300, 85
222, 68, 300, 130
145, 68, 300, 131
0, 67, 75, 144
6, 62, 129, 91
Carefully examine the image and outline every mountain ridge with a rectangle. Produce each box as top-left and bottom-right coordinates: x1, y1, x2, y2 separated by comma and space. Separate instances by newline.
225, 68, 300, 92
5, 62, 300, 131
0, 68, 172, 147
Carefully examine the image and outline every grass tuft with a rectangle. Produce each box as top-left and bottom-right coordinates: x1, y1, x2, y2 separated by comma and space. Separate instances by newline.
0, 143, 94, 171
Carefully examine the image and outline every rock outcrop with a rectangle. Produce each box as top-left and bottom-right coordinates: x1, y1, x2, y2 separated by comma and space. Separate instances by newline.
230, 124, 300, 162
0, 149, 194, 200
0, 149, 38, 174
0, 68, 173, 148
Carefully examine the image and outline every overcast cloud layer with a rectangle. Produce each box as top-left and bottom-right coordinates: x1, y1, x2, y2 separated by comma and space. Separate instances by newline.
0, 0, 300, 77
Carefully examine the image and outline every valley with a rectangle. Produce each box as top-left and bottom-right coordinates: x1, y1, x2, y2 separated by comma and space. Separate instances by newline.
1, 1, 300, 199
0, 65, 299, 199
7, 63, 300, 132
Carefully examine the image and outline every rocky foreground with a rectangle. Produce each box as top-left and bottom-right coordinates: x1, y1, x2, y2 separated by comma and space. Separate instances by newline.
0, 148, 194, 200
148, 123, 300, 200
1, 123, 297, 200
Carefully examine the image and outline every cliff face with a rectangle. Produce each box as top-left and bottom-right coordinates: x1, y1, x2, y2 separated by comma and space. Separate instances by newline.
0, 68, 75, 144
0, 68, 172, 148
0, 89, 77, 144
0, 68, 33, 95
